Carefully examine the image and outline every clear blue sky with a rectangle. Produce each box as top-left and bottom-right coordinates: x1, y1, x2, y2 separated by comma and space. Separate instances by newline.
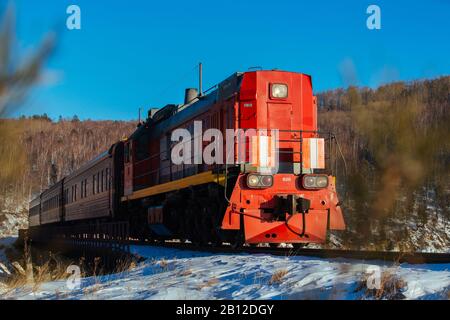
4, 0, 450, 120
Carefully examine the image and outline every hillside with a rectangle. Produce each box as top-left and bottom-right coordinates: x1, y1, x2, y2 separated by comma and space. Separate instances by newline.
0, 118, 136, 234
317, 76, 450, 251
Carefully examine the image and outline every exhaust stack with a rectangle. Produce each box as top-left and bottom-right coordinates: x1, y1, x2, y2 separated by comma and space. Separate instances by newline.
184, 88, 198, 105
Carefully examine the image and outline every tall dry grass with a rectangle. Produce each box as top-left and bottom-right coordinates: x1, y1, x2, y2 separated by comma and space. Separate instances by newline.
355, 269, 407, 300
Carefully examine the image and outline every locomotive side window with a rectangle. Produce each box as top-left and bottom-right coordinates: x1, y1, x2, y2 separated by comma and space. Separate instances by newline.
92, 175, 96, 195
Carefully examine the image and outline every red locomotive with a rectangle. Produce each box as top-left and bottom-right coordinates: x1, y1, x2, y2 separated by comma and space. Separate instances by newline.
28, 70, 345, 248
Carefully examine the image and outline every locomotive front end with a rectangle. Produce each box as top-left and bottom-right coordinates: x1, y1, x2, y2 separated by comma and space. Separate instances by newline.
221, 132, 346, 245
220, 70, 346, 245
222, 171, 345, 245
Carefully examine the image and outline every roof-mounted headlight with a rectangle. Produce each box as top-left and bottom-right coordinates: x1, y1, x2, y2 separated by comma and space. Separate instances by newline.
270, 83, 288, 98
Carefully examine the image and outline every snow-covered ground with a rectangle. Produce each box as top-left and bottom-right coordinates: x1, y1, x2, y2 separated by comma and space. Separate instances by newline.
0, 244, 449, 300
0, 237, 17, 293
0, 237, 16, 267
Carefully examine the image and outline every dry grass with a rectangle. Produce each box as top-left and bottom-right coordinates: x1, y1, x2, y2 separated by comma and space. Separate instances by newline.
198, 277, 219, 289
0, 282, 8, 293
3, 256, 73, 294
32, 260, 71, 292
1, 250, 140, 298
82, 283, 101, 296
178, 269, 193, 277
269, 269, 289, 285
355, 270, 407, 300
80, 256, 137, 298
158, 258, 169, 270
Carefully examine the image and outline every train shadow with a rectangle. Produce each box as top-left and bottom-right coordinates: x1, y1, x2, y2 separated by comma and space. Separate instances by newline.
13, 236, 138, 279
130, 244, 219, 261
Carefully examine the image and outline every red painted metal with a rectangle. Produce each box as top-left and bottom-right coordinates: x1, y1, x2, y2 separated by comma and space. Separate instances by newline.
221, 70, 345, 244
221, 174, 344, 243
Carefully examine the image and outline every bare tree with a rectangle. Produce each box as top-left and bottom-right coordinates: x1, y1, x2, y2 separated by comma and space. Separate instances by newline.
0, 5, 54, 117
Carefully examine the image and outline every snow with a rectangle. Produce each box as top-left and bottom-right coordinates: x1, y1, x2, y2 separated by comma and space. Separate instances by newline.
0, 236, 16, 267
0, 237, 16, 291
1, 244, 449, 300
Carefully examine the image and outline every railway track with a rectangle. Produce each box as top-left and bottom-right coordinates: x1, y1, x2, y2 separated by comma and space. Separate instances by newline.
21, 226, 450, 265
132, 240, 450, 265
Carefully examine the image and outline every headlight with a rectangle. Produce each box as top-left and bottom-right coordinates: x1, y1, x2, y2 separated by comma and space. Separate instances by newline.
271, 83, 288, 98
302, 174, 328, 189
247, 174, 260, 187
316, 176, 328, 188
303, 176, 316, 188
246, 174, 273, 188
260, 175, 273, 186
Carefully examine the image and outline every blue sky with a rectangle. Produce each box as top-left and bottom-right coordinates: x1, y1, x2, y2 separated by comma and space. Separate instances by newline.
4, 0, 450, 120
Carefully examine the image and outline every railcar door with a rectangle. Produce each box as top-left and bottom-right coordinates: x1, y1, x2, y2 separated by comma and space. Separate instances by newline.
124, 141, 133, 196
267, 102, 294, 171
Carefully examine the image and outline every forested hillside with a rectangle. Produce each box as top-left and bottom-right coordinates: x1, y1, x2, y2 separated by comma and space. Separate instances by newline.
317, 76, 450, 251
0, 117, 135, 227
